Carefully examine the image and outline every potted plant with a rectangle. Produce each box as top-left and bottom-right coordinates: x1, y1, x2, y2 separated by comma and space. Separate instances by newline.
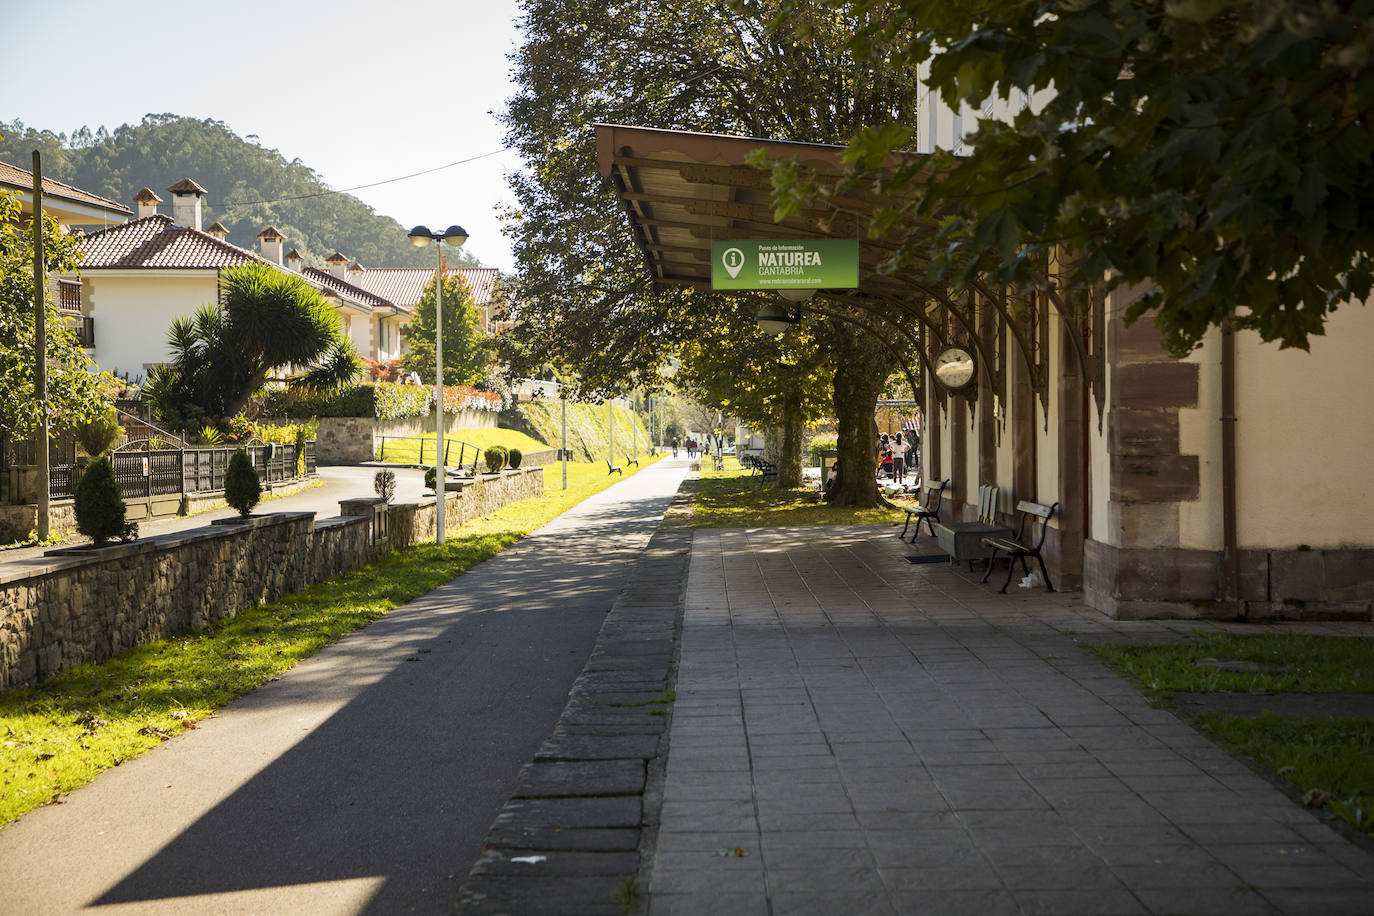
224, 449, 261, 517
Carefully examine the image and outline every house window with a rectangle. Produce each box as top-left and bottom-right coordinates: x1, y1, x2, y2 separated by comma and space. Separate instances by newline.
58, 279, 82, 313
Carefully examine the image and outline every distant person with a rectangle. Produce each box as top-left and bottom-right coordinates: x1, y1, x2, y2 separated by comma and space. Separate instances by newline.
894, 432, 909, 484
671, 436, 680, 458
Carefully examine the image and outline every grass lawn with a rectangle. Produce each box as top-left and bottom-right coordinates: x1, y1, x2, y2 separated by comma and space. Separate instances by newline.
1088, 631, 1374, 838
374, 427, 549, 465
0, 456, 657, 827
693, 458, 909, 528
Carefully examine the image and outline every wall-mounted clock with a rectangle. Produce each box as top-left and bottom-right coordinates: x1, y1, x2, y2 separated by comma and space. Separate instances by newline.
934, 346, 975, 390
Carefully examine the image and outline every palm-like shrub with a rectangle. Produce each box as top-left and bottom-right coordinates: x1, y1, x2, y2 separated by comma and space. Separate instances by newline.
484, 445, 508, 473
74, 457, 127, 546
507, 447, 523, 469
74, 408, 123, 460
144, 262, 362, 429
224, 449, 261, 517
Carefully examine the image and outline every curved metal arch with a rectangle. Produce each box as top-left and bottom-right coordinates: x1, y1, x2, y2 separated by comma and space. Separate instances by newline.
966, 276, 1046, 398
1042, 284, 1107, 430
817, 291, 941, 381
805, 302, 925, 409
860, 274, 1002, 395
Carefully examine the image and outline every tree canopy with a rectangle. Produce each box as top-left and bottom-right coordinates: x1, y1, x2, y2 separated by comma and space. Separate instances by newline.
144, 262, 361, 430
0, 114, 483, 271
0, 190, 110, 439
400, 273, 493, 386
770, 0, 1374, 355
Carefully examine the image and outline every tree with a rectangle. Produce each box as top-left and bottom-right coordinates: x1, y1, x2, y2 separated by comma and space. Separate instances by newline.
73, 457, 127, 546
400, 273, 492, 386
771, 0, 1374, 355
144, 262, 361, 430
0, 190, 111, 438
223, 449, 261, 517
502, 0, 922, 503
676, 300, 834, 486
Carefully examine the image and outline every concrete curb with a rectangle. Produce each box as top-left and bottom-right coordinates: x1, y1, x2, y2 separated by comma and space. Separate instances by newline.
457, 487, 693, 914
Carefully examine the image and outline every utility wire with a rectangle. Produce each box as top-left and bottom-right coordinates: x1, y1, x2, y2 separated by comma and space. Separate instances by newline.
221, 148, 511, 209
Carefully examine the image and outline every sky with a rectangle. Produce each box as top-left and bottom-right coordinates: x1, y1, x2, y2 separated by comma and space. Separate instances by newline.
1, 0, 527, 271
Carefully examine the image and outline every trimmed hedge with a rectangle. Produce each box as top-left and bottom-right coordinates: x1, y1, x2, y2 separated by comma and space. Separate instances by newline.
262, 383, 501, 421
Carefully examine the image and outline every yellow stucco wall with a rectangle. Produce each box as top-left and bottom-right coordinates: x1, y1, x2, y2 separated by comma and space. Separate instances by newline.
1036, 315, 1062, 509
1233, 304, 1374, 548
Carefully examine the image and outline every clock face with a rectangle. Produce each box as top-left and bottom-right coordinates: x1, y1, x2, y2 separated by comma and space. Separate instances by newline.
934, 347, 975, 389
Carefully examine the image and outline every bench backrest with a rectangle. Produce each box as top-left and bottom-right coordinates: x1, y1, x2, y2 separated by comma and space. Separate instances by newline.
977, 484, 999, 525
1012, 500, 1059, 549
923, 478, 950, 512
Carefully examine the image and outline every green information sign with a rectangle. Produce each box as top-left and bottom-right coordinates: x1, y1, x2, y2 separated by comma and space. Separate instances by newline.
710, 239, 859, 291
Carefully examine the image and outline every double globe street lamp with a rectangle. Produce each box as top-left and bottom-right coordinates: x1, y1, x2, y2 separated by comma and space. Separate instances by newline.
407, 224, 468, 545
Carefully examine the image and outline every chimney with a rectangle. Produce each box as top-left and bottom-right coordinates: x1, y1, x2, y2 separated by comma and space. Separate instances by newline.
285, 248, 304, 272
325, 251, 349, 280
348, 260, 366, 284
205, 221, 229, 241
133, 187, 162, 220
166, 178, 207, 230
256, 226, 286, 265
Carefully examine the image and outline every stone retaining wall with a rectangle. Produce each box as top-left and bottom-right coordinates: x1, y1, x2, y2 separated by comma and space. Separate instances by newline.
0, 467, 543, 689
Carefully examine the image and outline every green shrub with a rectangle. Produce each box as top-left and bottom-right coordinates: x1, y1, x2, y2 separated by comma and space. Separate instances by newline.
807, 434, 838, 466
73, 457, 127, 546
484, 445, 508, 473
224, 450, 261, 517
424, 467, 437, 491
507, 447, 523, 469
74, 408, 123, 458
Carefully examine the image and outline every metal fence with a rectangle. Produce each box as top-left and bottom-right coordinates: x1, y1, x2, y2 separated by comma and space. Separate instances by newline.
5, 440, 317, 503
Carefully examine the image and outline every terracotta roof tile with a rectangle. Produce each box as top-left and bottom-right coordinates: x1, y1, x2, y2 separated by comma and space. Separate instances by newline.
300, 266, 390, 310
325, 251, 349, 263
165, 178, 207, 195
78, 214, 270, 269
255, 225, 286, 240
204, 221, 229, 235
133, 187, 162, 204
0, 159, 130, 215
350, 267, 498, 307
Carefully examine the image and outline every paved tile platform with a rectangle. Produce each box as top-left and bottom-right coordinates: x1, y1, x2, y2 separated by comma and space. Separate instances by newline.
647, 526, 1374, 916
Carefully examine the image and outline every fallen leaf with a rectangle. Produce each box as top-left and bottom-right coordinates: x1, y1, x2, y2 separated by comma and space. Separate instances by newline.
1303, 787, 1333, 808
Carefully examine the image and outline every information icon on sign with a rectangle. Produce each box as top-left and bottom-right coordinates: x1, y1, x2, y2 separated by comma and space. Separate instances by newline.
721, 247, 744, 279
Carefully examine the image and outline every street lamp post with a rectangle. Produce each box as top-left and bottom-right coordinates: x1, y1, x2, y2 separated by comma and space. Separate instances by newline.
407, 224, 468, 545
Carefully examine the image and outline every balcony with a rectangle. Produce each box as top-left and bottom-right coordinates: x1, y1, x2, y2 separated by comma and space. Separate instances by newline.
57, 279, 82, 313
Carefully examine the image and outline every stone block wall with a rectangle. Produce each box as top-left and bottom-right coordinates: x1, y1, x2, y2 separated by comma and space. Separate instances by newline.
0, 467, 543, 689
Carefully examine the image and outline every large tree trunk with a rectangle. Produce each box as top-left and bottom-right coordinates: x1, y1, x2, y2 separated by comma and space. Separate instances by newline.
777, 387, 804, 488
824, 325, 891, 507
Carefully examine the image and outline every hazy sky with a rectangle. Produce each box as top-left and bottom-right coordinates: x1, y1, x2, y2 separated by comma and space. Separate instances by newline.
2, 0, 526, 270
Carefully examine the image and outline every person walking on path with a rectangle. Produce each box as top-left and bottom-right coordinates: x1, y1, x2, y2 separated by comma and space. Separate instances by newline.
671, 435, 680, 458
894, 431, 909, 484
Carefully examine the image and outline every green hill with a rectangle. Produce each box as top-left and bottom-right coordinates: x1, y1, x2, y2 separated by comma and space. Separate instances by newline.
0, 114, 482, 270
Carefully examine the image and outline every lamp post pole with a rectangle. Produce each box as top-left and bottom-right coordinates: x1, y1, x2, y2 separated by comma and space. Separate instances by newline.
407, 224, 468, 545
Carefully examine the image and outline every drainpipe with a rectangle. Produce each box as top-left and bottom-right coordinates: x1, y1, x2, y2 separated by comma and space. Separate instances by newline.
1221, 322, 1240, 612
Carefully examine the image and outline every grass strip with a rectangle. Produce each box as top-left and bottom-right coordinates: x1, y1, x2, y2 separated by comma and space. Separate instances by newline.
1088, 631, 1374, 838
1087, 631, 1374, 695
375, 427, 572, 465
692, 458, 907, 528
0, 456, 659, 826
1197, 712, 1374, 836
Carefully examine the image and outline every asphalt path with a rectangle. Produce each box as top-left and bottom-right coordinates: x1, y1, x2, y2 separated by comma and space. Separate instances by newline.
0, 456, 690, 914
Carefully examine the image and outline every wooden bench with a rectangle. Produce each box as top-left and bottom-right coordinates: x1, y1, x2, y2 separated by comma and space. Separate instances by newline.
606, 459, 623, 475
627, 455, 640, 467
745, 454, 778, 485
980, 500, 1060, 593
898, 478, 949, 542
935, 484, 1013, 569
